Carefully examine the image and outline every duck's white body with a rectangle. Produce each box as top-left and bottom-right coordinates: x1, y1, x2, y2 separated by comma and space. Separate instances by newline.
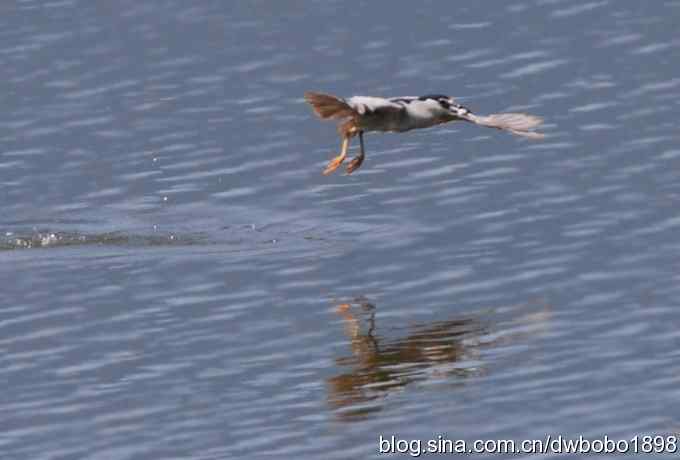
344, 95, 471, 132
304, 91, 544, 175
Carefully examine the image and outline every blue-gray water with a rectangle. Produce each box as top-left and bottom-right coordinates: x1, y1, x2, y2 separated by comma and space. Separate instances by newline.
2, 1, 680, 458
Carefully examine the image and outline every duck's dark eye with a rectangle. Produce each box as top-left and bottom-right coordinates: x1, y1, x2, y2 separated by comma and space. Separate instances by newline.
438, 99, 450, 109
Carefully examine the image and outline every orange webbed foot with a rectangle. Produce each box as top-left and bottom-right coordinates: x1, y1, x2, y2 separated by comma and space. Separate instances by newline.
322, 136, 350, 176
345, 131, 366, 175
323, 154, 346, 175
345, 154, 364, 174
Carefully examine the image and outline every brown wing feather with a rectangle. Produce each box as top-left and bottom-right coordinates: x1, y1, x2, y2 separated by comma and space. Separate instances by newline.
304, 92, 357, 120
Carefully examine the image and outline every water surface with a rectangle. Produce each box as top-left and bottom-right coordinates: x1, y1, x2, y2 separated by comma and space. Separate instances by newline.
2, 1, 680, 459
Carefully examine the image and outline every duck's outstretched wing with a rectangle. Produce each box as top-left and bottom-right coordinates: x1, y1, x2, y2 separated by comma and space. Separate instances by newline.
460, 111, 545, 139
304, 92, 357, 120
346, 96, 405, 115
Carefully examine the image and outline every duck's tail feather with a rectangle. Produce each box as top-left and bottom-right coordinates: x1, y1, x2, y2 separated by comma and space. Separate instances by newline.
304, 92, 357, 120
465, 112, 545, 139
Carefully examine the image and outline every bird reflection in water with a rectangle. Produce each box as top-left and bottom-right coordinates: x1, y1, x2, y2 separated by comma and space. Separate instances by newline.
328, 298, 491, 421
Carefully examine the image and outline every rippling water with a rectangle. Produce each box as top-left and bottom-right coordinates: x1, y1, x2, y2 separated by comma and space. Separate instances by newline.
2, 1, 680, 459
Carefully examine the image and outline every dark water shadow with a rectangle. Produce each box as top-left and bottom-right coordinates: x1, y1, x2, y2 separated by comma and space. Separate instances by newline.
0, 220, 339, 252
0, 229, 208, 250
327, 297, 552, 422
327, 298, 490, 421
